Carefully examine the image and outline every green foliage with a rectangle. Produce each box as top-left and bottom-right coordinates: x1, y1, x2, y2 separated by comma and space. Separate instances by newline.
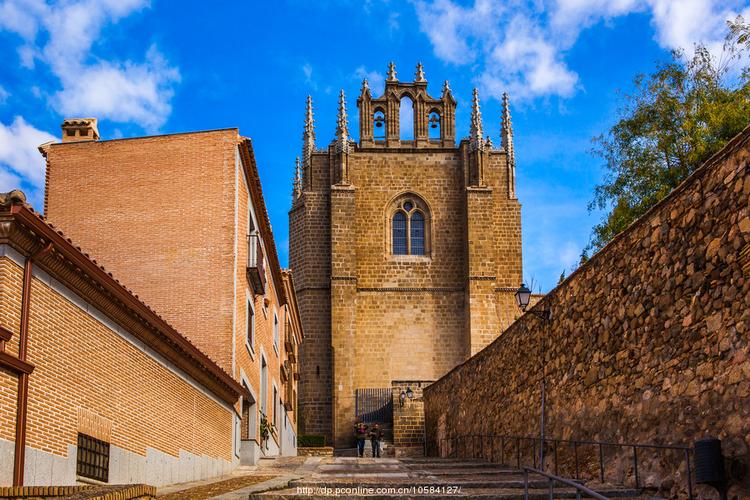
260, 414, 275, 449
298, 434, 326, 447
589, 18, 750, 250
557, 270, 566, 285
579, 249, 589, 266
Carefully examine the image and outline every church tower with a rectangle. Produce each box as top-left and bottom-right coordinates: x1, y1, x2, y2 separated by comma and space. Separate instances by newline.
289, 63, 522, 447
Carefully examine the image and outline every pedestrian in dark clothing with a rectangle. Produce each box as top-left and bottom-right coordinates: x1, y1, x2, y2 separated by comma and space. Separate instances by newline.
354, 422, 368, 457
369, 423, 384, 458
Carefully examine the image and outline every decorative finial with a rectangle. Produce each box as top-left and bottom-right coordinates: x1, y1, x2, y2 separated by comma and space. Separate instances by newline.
387, 61, 397, 82
501, 92, 514, 167
442, 80, 452, 97
335, 89, 350, 153
0, 189, 27, 207
292, 156, 302, 202
361, 78, 370, 96
302, 95, 316, 174
415, 62, 426, 82
470, 88, 484, 151
486, 135, 493, 149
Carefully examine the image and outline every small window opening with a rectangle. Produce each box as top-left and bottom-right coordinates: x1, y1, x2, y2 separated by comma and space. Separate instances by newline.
77, 433, 110, 482
392, 211, 407, 255
373, 110, 385, 140
399, 96, 414, 140
428, 111, 441, 140
411, 211, 425, 255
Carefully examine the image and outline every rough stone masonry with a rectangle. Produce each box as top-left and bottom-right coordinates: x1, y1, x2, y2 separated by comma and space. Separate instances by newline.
290, 65, 523, 447
424, 124, 750, 499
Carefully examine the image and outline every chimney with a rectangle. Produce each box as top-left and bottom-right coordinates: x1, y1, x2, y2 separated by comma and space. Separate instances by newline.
61, 118, 99, 143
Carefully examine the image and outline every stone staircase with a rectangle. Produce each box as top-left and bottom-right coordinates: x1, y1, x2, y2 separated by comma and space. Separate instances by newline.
253, 456, 650, 498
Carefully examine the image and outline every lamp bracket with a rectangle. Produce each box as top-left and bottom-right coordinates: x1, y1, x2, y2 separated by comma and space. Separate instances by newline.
529, 309, 552, 322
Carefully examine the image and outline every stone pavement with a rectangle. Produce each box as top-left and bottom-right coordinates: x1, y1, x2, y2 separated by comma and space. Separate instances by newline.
249, 456, 652, 499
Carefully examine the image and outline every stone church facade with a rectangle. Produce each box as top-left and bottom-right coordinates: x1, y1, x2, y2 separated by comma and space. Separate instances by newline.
289, 63, 523, 446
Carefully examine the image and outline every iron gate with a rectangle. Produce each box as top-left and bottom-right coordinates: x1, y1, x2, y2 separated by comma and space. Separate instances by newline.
355, 388, 393, 424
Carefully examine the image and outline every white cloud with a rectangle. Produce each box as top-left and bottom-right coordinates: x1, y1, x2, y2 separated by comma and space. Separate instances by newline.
0, 0, 179, 132
0, 85, 9, 104
302, 63, 318, 90
53, 46, 179, 131
0, 116, 55, 188
647, 0, 750, 60
388, 12, 401, 31
354, 66, 386, 96
414, 0, 578, 100
414, 0, 750, 102
0, 169, 22, 193
482, 14, 579, 99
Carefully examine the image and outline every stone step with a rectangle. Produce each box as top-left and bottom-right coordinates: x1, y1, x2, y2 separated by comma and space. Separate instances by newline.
253, 486, 642, 499
335, 442, 396, 458
289, 478, 594, 490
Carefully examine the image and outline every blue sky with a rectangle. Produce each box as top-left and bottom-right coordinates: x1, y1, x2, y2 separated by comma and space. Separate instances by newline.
1, 0, 748, 292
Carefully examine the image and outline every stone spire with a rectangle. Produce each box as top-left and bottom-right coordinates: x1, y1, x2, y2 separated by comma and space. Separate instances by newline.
501, 92, 514, 167
415, 62, 426, 82
360, 78, 370, 97
470, 88, 484, 151
335, 89, 350, 153
292, 156, 302, 202
387, 61, 397, 82
441, 80, 452, 98
302, 95, 316, 173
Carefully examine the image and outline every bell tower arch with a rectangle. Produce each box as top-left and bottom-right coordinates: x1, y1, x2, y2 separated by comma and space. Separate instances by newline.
357, 62, 456, 148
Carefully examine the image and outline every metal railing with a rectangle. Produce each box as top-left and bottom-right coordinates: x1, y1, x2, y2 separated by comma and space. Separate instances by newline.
523, 467, 609, 500
432, 434, 694, 499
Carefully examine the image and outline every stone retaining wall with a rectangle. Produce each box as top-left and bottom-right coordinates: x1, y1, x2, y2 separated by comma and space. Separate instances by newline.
392, 381, 432, 457
424, 125, 750, 499
297, 447, 334, 457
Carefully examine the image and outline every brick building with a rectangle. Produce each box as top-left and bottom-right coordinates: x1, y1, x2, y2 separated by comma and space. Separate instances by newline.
0, 191, 246, 486
289, 64, 522, 446
38, 121, 302, 470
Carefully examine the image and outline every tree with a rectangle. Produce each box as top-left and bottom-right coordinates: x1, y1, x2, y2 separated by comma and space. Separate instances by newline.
588, 18, 750, 250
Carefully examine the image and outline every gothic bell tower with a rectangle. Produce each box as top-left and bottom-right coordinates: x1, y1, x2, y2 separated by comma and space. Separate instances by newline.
357, 62, 456, 148
289, 62, 522, 447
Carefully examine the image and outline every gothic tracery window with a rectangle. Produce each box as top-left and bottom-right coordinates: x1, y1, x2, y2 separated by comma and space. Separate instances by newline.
389, 195, 430, 256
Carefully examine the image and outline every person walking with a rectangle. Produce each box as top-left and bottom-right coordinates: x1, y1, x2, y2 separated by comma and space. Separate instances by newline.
369, 423, 384, 458
354, 422, 368, 458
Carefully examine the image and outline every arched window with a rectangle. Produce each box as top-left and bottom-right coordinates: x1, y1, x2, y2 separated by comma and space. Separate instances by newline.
388, 195, 431, 257
373, 109, 385, 141
399, 96, 414, 140
410, 211, 425, 255
392, 211, 407, 255
428, 111, 441, 141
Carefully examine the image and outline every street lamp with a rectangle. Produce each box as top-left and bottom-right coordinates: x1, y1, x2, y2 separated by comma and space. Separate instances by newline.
515, 283, 552, 470
399, 387, 414, 407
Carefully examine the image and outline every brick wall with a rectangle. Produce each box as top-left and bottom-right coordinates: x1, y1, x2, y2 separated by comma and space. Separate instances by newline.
0, 253, 234, 485
43, 130, 299, 458
44, 130, 238, 372
423, 126, 750, 498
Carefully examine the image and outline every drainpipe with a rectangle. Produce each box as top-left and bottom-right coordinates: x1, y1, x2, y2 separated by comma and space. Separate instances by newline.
13, 243, 52, 486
